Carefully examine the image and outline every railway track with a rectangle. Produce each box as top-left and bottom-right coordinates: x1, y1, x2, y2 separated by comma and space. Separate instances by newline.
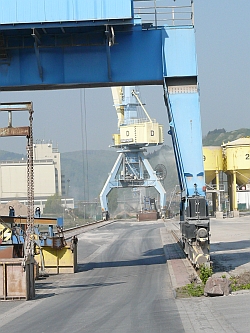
60, 219, 116, 239
171, 229, 184, 252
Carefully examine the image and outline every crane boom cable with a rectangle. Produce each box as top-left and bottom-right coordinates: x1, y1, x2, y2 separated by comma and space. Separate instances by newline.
80, 89, 90, 202
131, 90, 152, 122
80, 89, 86, 202
83, 89, 90, 202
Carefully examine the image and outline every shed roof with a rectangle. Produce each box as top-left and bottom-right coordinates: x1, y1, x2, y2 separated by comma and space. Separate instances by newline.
0, 0, 132, 26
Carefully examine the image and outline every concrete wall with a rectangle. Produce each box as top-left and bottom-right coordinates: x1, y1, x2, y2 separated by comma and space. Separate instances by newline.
0, 162, 56, 199
0, 143, 62, 200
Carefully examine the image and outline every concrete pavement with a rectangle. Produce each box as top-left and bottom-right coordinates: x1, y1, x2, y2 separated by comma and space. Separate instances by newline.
160, 222, 198, 290
210, 216, 250, 276
160, 216, 250, 332
160, 216, 250, 290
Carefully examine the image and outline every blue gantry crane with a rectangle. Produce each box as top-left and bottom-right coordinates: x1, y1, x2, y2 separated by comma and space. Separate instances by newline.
0, 0, 210, 266
100, 86, 166, 220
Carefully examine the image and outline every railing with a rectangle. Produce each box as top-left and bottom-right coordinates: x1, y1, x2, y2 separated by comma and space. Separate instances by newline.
60, 219, 116, 239
122, 118, 157, 125
206, 184, 225, 192
133, 0, 194, 27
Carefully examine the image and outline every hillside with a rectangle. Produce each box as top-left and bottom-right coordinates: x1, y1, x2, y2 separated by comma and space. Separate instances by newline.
61, 150, 117, 201
202, 128, 250, 146
1, 127, 249, 204
0, 150, 25, 161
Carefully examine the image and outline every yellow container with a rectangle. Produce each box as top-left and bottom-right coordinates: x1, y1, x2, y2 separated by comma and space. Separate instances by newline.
203, 146, 223, 183
34, 242, 77, 274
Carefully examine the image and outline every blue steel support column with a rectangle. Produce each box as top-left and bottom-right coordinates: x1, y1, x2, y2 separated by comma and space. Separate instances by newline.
99, 152, 123, 220
140, 153, 166, 216
162, 26, 205, 199
162, 26, 210, 266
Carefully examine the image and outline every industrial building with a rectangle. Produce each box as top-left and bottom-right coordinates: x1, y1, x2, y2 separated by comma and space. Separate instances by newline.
0, 142, 73, 212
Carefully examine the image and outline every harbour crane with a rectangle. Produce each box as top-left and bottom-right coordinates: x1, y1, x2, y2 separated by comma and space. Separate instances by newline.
100, 86, 166, 221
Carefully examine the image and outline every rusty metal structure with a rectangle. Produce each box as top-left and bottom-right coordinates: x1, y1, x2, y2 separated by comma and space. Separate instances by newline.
0, 102, 34, 262
0, 106, 78, 283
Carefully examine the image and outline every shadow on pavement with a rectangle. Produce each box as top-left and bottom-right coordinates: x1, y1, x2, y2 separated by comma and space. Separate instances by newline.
143, 248, 165, 256
59, 281, 126, 289
211, 251, 250, 272
35, 293, 56, 299
211, 240, 250, 252
78, 254, 166, 272
163, 243, 186, 260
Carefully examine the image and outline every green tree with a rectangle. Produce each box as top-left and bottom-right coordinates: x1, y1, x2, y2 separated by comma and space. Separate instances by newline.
43, 194, 63, 215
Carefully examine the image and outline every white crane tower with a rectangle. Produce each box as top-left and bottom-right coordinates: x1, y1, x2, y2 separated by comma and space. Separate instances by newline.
100, 86, 167, 220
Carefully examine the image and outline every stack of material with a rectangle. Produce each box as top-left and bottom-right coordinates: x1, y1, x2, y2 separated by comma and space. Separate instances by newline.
0, 200, 27, 216
137, 212, 158, 221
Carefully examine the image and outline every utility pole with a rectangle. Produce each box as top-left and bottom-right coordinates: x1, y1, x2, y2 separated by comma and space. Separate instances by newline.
67, 179, 70, 196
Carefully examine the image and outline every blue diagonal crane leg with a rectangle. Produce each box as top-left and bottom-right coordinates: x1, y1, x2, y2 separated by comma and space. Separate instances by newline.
162, 26, 205, 198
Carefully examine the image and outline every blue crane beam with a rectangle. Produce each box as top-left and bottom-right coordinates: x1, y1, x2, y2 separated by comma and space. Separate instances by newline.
0, 28, 163, 90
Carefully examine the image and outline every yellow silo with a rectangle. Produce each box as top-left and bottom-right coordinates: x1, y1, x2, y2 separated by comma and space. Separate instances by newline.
203, 146, 224, 216
203, 146, 224, 184
223, 137, 250, 211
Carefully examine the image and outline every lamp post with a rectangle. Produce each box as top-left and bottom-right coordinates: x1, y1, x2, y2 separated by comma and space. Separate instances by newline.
95, 198, 97, 221
67, 179, 70, 197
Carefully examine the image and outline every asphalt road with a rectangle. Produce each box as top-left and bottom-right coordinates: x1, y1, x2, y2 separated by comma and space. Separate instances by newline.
0, 221, 185, 333
210, 216, 250, 275
1, 220, 250, 333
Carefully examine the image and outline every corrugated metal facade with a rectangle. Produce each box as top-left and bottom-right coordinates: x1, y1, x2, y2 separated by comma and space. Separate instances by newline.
0, 0, 132, 25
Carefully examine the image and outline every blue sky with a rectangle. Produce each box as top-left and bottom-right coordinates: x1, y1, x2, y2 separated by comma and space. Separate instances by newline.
0, 0, 249, 154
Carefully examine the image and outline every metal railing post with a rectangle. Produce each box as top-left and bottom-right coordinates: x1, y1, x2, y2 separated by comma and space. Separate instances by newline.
191, 0, 194, 26
172, 8, 175, 26
154, 0, 157, 27
133, 0, 194, 27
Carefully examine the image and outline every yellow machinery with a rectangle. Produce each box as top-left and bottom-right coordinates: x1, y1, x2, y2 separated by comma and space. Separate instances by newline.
0, 214, 77, 275
34, 242, 77, 274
